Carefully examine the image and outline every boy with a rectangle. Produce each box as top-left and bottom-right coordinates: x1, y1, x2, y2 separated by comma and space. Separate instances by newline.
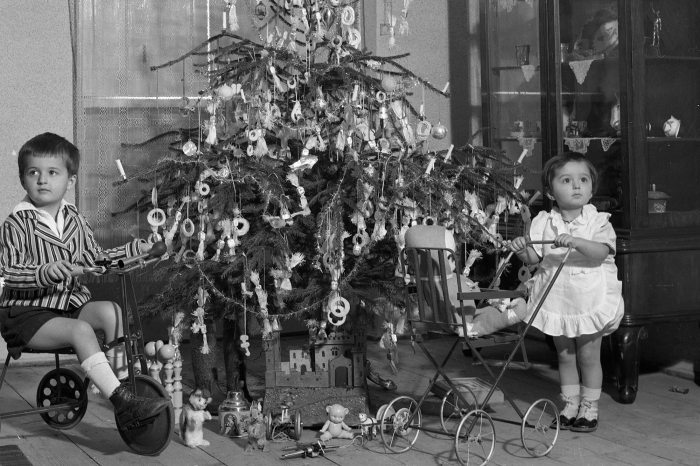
0, 132, 170, 429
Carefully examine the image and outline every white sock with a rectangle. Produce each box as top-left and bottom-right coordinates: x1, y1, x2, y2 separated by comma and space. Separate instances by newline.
580, 386, 601, 402
81, 352, 121, 398
561, 384, 581, 418
106, 344, 128, 381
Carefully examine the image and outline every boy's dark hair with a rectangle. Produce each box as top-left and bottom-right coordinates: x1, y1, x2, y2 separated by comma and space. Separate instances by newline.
18, 132, 80, 178
542, 152, 599, 194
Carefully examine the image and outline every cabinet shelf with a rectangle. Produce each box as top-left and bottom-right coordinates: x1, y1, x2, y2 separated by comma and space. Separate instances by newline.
647, 137, 700, 143
645, 55, 700, 63
491, 65, 540, 73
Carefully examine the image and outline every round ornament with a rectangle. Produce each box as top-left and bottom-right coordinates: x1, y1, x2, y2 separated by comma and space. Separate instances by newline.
232, 216, 250, 236
217, 84, 235, 101
431, 123, 448, 139
182, 140, 198, 157
341, 6, 355, 25
328, 296, 351, 318
147, 208, 167, 227
381, 75, 398, 92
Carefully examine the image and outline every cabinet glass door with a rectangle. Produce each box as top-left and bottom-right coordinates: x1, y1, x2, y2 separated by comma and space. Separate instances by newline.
481, 0, 543, 194
638, 0, 700, 227
558, 1, 623, 218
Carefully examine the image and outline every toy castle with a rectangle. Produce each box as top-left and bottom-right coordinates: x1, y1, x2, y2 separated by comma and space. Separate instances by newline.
263, 328, 365, 389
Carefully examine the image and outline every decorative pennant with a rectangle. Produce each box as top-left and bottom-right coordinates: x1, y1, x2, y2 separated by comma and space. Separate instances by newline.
517, 137, 537, 152
521, 64, 536, 82
564, 137, 591, 154
569, 59, 594, 85
600, 137, 617, 152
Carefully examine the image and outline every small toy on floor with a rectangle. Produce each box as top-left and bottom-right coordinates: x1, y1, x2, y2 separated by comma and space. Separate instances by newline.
319, 404, 354, 441
245, 413, 268, 453
180, 387, 213, 448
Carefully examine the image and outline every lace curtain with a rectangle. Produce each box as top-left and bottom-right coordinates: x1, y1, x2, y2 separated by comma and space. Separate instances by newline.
72, 0, 214, 248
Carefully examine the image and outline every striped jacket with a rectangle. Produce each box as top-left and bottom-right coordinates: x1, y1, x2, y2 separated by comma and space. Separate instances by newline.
0, 202, 145, 310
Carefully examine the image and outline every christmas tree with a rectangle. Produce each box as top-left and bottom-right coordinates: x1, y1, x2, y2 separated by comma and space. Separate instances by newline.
117, 0, 527, 394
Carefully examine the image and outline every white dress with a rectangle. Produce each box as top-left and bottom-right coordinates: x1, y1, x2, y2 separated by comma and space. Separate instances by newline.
525, 204, 624, 337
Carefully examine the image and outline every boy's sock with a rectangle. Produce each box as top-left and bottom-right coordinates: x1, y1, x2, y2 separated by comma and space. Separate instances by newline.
106, 344, 129, 381
81, 352, 121, 398
560, 384, 581, 418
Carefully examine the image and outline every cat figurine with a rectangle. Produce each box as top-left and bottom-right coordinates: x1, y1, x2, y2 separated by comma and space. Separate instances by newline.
180, 387, 213, 448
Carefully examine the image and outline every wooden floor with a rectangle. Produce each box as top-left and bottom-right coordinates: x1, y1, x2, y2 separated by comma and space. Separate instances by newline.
1, 336, 699, 466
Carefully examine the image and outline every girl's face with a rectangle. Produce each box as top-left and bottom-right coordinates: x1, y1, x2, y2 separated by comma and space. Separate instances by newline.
549, 161, 593, 212
21, 154, 75, 215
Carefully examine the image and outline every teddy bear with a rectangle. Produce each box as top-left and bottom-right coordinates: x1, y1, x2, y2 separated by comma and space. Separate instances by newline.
319, 404, 354, 442
180, 387, 213, 448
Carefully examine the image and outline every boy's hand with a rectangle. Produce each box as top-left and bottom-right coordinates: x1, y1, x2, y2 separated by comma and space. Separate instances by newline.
45, 260, 75, 281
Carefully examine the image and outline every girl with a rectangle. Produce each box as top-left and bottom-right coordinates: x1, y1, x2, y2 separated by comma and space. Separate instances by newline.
510, 152, 623, 432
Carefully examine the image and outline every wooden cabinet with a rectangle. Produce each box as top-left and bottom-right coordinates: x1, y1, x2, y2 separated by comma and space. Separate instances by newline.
480, 0, 700, 403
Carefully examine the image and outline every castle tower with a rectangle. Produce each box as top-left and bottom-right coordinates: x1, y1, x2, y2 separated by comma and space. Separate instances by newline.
263, 329, 281, 386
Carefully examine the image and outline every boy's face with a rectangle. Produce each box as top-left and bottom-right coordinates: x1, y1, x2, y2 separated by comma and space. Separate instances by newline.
21, 154, 75, 213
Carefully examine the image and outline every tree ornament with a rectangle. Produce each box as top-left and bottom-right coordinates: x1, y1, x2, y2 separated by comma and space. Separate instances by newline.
191, 287, 210, 354
431, 122, 448, 139
182, 140, 198, 157
381, 75, 398, 92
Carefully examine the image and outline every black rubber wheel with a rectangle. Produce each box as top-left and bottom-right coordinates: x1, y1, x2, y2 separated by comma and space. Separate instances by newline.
294, 411, 302, 440
264, 413, 273, 440
36, 368, 88, 430
116, 374, 173, 456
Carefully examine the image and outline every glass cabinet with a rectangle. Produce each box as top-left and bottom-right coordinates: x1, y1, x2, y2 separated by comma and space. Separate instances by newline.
480, 0, 700, 403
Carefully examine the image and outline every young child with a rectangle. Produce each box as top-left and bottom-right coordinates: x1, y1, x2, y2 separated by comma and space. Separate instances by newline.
510, 152, 624, 432
0, 132, 170, 430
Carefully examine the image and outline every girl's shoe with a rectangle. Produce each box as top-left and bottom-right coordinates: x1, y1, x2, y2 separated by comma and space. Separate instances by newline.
552, 393, 580, 430
570, 399, 598, 433
552, 414, 576, 430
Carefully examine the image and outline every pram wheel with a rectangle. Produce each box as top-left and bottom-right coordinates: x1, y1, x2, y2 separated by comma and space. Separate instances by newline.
440, 384, 478, 434
294, 411, 303, 440
36, 368, 88, 430
116, 375, 173, 456
454, 409, 495, 466
379, 396, 422, 453
521, 398, 559, 457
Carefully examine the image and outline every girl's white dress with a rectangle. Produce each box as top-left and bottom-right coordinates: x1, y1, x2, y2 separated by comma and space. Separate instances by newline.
525, 204, 624, 337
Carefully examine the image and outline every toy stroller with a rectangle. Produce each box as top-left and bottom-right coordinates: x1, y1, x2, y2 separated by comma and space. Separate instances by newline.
377, 225, 572, 465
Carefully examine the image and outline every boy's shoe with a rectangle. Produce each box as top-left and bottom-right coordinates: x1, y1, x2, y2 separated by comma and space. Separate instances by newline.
109, 383, 171, 429
570, 399, 598, 433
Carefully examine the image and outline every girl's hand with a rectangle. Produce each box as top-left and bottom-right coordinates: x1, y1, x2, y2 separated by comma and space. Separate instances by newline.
509, 236, 529, 253
554, 234, 578, 249
45, 260, 75, 282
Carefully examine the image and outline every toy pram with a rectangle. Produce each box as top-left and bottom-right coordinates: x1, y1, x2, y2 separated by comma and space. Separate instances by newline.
377, 225, 572, 465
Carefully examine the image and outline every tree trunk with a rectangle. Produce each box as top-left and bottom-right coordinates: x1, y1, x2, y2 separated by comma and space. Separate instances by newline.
223, 315, 251, 401
190, 321, 218, 390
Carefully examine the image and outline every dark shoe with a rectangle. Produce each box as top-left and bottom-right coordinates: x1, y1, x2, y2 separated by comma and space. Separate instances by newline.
570, 416, 598, 432
109, 383, 170, 429
552, 414, 576, 430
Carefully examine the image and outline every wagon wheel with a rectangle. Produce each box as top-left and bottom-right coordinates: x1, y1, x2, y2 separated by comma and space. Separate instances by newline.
264, 413, 273, 440
116, 374, 173, 456
521, 398, 559, 457
440, 383, 478, 434
379, 396, 422, 453
294, 411, 302, 440
454, 409, 495, 466
36, 368, 88, 430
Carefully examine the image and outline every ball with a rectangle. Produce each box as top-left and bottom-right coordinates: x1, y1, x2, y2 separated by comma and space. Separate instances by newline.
144, 341, 157, 358
381, 75, 398, 92
158, 343, 176, 362
431, 123, 448, 140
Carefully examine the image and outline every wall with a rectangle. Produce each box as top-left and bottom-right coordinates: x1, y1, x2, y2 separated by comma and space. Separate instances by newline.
0, 0, 74, 363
